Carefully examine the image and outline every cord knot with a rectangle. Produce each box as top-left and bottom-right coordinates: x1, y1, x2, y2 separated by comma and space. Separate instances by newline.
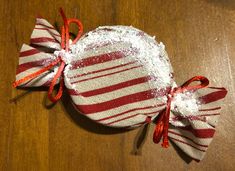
54, 49, 73, 64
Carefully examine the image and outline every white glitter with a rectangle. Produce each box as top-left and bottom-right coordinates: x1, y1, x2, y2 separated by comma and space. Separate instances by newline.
68, 26, 173, 95
171, 91, 200, 115
54, 49, 74, 64
170, 90, 201, 127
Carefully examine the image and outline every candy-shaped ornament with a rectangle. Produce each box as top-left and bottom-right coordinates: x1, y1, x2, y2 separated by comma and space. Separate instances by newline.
13, 9, 227, 161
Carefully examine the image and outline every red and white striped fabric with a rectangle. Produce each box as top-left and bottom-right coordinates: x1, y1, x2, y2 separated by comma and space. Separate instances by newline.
168, 87, 227, 161
16, 17, 61, 87
14, 17, 227, 161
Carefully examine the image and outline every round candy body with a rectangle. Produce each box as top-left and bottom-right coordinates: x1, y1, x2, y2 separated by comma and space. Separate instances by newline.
64, 26, 174, 128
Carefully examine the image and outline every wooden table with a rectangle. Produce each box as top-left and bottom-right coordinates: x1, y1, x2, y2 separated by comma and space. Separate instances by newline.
1, 0, 234, 170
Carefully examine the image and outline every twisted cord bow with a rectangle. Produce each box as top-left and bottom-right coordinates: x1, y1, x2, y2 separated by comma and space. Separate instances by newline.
12, 8, 83, 102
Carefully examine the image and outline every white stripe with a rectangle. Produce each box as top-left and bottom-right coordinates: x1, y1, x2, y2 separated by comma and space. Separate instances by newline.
189, 120, 215, 130
171, 109, 221, 119
83, 98, 164, 120
198, 110, 220, 116
71, 82, 152, 105
170, 109, 220, 127
24, 73, 51, 87
16, 67, 44, 80
101, 105, 165, 125
200, 101, 223, 109
35, 25, 60, 36
36, 18, 55, 28
16, 66, 57, 80
66, 65, 148, 92
32, 29, 55, 38
108, 111, 161, 127
109, 114, 147, 127
19, 52, 54, 65
20, 44, 34, 51
35, 18, 61, 43
199, 100, 222, 110
168, 128, 213, 145
30, 41, 61, 50
32, 29, 61, 42
67, 55, 136, 78
203, 115, 220, 127
168, 132, 207, 151
197, 87, 218, 95
70, 62, 140, 83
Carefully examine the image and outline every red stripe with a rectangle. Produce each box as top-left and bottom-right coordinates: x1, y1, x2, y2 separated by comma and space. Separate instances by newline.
69, 76, 152, 97
199, 88, 227, 104
36, 23, 55, 30
20, 49, 40, 57
208, 87, 226, 90
171, 115, 206, 122
199, 107, 221, 111
106, 109, 162, 125
16, 58, 54, 74
70, 49, 137, 69
168, 130, 209, 148
97, 104, 165, 122
30, 37, 58, 44
71, 65, 142, 84
75, 88, 169, 114
68, 61, 137, 79
171, 112, 220, 122
34, 27, 61, 37
170, 137, 206, 152
180, 125, 215, 138
197, 113, 220, 117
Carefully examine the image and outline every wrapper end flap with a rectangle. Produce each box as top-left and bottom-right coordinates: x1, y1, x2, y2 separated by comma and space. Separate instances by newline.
168, 87, 227, 161
14, 17, 62, 87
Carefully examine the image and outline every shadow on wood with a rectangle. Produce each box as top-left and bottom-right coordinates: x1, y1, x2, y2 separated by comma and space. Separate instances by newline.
170, 139, 193, 164
10, 87, 48, 104
131, 122, 150, 155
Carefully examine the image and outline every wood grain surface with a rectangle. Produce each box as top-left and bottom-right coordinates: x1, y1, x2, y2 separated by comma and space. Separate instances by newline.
1, 0, 235, 170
